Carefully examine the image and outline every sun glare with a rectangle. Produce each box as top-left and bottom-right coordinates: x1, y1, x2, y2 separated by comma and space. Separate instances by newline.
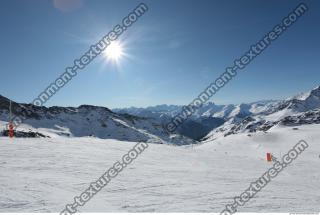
104, 41, 124, 62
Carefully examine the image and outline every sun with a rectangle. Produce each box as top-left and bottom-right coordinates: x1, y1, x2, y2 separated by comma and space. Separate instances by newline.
104, 41, 124, 62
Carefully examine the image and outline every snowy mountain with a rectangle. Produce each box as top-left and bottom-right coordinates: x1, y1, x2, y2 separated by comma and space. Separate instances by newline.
1, 85, 319, 144
202, 86, 320, 141
0, 95, 195, 145
114, 103, 227, 140
115, 85, 320, 142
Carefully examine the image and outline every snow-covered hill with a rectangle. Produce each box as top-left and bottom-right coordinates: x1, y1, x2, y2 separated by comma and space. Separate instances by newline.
1, 123, 319, 212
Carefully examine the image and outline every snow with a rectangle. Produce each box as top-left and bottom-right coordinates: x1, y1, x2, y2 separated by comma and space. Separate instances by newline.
263, 108, 296, 121
1, 124, 319, 213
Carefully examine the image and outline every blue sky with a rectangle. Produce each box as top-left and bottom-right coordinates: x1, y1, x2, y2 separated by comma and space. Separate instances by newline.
0, 0, 319, 108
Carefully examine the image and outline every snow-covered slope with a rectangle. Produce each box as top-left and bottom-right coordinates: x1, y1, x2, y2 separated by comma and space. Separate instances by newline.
1, 124, 319, 212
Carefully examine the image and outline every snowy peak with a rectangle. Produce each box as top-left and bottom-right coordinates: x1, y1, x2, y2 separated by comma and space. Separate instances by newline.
290, 85, 320, 101
278, 85, 320, 113
228, 103, 251, 119
311, 85, 320, 96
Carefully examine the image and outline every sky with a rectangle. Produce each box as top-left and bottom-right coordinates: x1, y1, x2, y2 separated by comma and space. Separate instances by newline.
0, 0, 319, 108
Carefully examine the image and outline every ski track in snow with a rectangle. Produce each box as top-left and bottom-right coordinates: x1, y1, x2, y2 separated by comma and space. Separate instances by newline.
0, 124, 319, 212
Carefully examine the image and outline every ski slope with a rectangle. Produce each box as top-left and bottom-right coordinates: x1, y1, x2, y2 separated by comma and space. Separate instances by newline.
0, 124, 319, 213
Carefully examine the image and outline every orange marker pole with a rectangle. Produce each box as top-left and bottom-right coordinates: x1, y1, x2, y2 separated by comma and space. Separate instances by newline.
266, 153, 272, 162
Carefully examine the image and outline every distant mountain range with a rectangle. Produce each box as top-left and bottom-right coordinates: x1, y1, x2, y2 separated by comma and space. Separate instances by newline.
0, 85, 319, 144
114, 85, 320, 141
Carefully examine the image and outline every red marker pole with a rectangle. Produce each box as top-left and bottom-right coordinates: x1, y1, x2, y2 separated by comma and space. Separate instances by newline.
9, 122, 14, 138
8, 100, 14, 138
266, 153, 272, 162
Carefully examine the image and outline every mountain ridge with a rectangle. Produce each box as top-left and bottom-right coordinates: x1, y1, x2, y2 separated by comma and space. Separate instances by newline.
0, 85, 319, 144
